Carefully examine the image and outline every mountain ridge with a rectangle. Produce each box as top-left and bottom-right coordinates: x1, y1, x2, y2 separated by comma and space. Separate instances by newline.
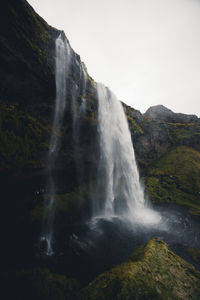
144, 104, 198, 123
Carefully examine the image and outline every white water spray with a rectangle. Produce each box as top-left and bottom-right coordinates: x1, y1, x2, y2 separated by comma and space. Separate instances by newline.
41, 34, 71, 255
95, 83, 161, 225
80, 62, 87, 112
50, 35, 70, 153
71, 61, 88, 142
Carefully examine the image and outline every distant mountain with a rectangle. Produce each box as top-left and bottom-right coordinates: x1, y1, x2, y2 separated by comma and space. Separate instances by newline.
145, 104, 198, 123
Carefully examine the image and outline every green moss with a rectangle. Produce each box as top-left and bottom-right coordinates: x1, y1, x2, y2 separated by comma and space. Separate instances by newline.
144, 146, 200, 215
83, 238, 200, 300
127, 245, 145, 262
0, 104, 51, 171
168, 122, 200, 144
53, 184, 91, 225
31, 183, 93, 228
8, 0, 55, 75
126, 114, 144, 134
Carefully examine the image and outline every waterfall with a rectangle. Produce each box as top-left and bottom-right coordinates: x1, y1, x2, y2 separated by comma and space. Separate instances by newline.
71, 60, 88, 188
41, 34, 71, 255
50, 35, 70, 153
71, 61, 88, 142
80, 62, 87, 112
95, 83, 161, 225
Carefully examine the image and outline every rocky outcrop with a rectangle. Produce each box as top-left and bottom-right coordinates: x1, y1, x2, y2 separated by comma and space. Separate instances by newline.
83, 238, 200, 300
145, 104, 198, 123
0, 0, 98, 181
0, 0, 58, 109
128, 105, 200, 169
3, 239, 200, 300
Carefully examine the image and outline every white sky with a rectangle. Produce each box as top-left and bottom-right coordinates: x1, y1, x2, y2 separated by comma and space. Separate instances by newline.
28, 0, 200, 116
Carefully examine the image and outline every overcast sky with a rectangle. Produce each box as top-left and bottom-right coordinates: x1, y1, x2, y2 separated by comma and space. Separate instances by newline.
28, 0, 200, 116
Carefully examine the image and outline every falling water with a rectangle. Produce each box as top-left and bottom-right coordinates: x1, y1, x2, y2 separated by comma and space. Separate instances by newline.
41, 34, 71, 255
95, 83, 161, 225
71, 60, 88, 189
80, 62, 88, 112
50, 34, 70, 153
71, 61, 88, 142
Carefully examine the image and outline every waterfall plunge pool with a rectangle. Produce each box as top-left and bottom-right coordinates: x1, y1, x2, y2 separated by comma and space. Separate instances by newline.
38, 203, 200, 285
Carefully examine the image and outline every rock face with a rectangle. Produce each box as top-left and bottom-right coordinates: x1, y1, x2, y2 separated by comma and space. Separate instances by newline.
145, 104, 198, 123
0, 0, 200, 182
83, 238, 200, 300
0, 0, 58, 108
0, 0, 98, 179
0, 0, 99, 284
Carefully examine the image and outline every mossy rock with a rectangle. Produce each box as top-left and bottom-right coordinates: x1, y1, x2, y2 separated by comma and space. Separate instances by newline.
31, 183, 93, 229
83, 238, 200, 300
0, 104, 51, 171
144, 146, 200, 216
168, 122, 200, 145
126, 114, 144, 135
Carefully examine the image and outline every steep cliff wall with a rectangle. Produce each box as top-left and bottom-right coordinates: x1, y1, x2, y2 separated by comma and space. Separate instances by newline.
0, 0, 199, 248
1, 0, 200, 180
1, 1, 200, 299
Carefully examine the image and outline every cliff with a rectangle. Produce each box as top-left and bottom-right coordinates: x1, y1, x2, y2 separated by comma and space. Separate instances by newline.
1, 1, 200, 299
0, 0, 98, 184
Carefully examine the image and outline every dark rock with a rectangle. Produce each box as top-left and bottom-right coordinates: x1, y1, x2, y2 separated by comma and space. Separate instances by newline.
145, 104, 198, 123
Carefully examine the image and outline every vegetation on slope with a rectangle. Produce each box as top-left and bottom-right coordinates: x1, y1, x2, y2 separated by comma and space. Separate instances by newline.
0, 103, 51, 172
144, 146, 200, 215
3, 239, 200, 300
0, 0, 58, 107
168, 122, 200, 148
31, 183, 92, 231
83, 238, 200, 300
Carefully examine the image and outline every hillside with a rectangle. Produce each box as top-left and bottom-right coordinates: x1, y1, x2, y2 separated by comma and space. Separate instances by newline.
144, 146, 200, 215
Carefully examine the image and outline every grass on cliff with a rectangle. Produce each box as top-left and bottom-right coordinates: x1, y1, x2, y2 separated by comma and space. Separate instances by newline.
144, 146, 200, 216
168, 122, 200, 144
7, 0, 56, 75
0, 104, 51, 171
